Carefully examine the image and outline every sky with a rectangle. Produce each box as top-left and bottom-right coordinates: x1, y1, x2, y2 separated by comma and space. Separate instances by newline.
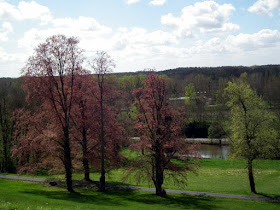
0, 0, 280, 77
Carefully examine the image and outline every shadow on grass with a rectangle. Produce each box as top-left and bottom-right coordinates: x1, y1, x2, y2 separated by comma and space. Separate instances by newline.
113, 190, 217, 209
21, 187, 216, 209
21, 189, 125, 207
86, 180, 132, 187
256, 192, 280, 201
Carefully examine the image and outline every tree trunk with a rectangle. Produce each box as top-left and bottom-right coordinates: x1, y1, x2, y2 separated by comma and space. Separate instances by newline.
0, 113, 9, 173
83, 158, 90, 181
64, 127, 74, 193
154, 153, 165, 196
3, 138, 7, 172
155, 172, 164, 196
99, 85, 106, 192
82, 128, 91, 181
247, 159, 256, 194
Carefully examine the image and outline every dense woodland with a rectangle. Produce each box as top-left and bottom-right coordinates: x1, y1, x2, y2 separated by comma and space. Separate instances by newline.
0, 35, 280, 196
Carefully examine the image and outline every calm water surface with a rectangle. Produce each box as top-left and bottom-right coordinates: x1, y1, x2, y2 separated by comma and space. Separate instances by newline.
198, 144, 229, 159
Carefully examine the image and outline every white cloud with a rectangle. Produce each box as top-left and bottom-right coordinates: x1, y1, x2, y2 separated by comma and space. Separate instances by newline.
0, 1, 52, 24
226, 29, 280, 51
149, 0, 167, 6
18, 17, 178, 60
4, 0, 280, 77
0, 22, 13, 41
0, 1, 19, 20
161, 1, 239, 37
248, 0, 280, 16
52, 16, 112, 34
98, 29, 280, 72
18, 1, 52, 24
0, 46, 25, 63
112, 27, 177, 49
12, 25, 280, 76
125, 0, 140, 5
18, 16, 113, 53
187, 29, 280, 54
17, 12, 280, 75
17, 14, 180, 74
0, 47, 15, 62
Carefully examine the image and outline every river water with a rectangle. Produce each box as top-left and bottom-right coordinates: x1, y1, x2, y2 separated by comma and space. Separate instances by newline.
198, 144, 229, 159
131, 137, 230, 159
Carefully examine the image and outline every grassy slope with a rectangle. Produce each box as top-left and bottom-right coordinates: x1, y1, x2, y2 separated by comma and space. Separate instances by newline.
0, 179, 280, 210
50, 158, 280, 197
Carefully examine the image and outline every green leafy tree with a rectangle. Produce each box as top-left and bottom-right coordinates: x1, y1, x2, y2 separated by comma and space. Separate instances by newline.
184, 83, 208, 122
225, 80, 278, 194
185, 83, 196, 106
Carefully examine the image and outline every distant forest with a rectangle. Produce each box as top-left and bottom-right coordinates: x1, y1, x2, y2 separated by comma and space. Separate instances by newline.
2, 64, 280, 107
2, 64, 280, 110
115, 65, 280, 103
2, 64, 280, 140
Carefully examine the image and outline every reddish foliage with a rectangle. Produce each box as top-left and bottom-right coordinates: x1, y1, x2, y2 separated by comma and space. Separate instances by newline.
71, 75, 124, 181
89, 51, 123, 191
12, 108, 64, 174
13, 46, 125, 193
16, 35, 85, 192
129, 74, 199, 196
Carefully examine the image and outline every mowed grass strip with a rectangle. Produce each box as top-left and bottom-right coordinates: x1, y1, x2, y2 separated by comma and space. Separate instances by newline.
0, 179, 280, 210
49, 158, 280, 197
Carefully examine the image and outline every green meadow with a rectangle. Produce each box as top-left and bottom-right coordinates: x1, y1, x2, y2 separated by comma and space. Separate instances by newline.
1, 158, 279, 209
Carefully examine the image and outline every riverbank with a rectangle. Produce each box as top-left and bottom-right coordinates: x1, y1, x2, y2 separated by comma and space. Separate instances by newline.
131, 137, 231, 145
184, 138, 231, 145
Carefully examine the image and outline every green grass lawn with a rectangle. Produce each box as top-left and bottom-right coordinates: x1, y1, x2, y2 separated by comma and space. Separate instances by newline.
48, 158, 280, 197
5, 156, 280, 197
0, 179, 279, 210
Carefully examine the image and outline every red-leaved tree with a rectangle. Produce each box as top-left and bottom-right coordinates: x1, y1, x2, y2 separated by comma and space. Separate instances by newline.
130, 74, 198, 196
71, 75, 99, 181
71, 69, 125, 186
12, 108, 64, 175
20, 34, 85, 192
89, 51, 116, 191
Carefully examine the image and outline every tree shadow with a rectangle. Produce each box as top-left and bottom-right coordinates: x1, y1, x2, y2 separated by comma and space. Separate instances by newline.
20, 189, 125, 207
107, 189, 217, 209
256, 192, 280, 201
21, 187, 217, 209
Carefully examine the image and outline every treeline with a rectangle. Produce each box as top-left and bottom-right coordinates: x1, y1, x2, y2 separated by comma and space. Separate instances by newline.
116, 65, 280, 101
116, 65, 280, 139
162, 65, 280, 103
1, 65, 280, 146
2, 62, 280, 172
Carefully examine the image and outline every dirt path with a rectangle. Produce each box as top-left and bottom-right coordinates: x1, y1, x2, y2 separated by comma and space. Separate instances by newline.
1, 174, 279, 202
0, 174, 50, 182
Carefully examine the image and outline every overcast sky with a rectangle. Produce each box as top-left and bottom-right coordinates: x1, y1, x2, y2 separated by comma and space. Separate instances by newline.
0, 0, 280, 77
